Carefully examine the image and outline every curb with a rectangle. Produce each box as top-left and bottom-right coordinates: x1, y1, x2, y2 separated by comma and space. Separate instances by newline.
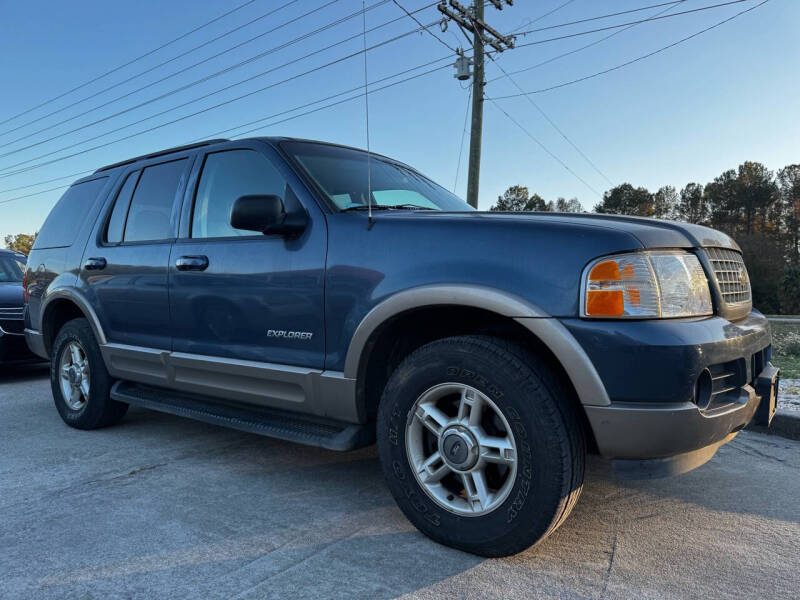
746, 409, 800, 442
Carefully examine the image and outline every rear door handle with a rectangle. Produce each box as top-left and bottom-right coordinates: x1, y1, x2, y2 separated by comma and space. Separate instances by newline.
84, 257, 106, 270
176, 255, 209, 271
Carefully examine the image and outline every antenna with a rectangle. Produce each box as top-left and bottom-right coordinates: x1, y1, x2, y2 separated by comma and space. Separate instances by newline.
361, 0, 373, 226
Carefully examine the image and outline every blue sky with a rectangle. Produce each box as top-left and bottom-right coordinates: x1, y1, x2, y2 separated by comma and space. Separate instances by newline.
0, 0, 797, 240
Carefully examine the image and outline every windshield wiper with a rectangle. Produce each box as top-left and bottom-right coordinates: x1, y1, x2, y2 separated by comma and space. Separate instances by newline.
341, 204, 434, 212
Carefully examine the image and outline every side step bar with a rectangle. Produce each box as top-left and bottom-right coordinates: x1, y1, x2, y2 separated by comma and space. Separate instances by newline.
110, 381, 375, 451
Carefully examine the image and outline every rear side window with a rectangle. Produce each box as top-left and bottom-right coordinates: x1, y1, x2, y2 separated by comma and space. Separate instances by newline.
124, 159, 187, 242
191, 150, 288, 239
105, 171, 140, 244
35, 178, 107, 249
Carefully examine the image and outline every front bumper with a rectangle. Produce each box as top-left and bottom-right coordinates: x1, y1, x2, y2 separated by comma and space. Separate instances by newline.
562, 310, 777, 477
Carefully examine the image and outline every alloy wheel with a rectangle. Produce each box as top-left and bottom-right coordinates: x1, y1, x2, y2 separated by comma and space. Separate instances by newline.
406, 383, 518, 516
59, 341, 91, 411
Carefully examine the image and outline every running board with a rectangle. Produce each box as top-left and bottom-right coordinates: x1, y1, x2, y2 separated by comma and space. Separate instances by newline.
110, 381, 375, 451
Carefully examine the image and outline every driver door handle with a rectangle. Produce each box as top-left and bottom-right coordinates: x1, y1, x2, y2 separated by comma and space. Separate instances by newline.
176, 255, 209, 271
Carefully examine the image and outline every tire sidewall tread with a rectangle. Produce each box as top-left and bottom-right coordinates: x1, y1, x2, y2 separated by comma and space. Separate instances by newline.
377, 335, 584, 557
50, 318, 127, 430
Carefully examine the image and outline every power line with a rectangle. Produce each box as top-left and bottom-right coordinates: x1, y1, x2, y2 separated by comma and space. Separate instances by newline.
0, 58, 456, 206
514, 0, 689, 35
0, 0, 735, 148
0, 182, 90, 206
0, 21, 445, 180
510, 0, 578, 34
510, 0, 753, 50
1, 0, 730, 158
453, 84, 472, 192
0, 8, 441, 175
487, 0, 687, 83
188, 65, 451, 139
0, 0, 360, 150
487, 54, 614, 186
486, 96, 602, 197
193, 56, 454, 140
492, 0, 770, 99
362, 0, 374, 221
0, 0, 305, 142
0, 0, 259, 128
391, 0, 457, 52
0, 58, 452, 197
225, 62, 453, 138
0, 1, 437, 170
0, 170, 93, 195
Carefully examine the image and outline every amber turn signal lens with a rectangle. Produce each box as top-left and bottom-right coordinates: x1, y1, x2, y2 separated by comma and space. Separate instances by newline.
588, 260, 621, 282
586, 290, 624, 316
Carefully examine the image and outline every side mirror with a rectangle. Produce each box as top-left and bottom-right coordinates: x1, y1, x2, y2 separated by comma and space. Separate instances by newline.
230, 195, 307, 236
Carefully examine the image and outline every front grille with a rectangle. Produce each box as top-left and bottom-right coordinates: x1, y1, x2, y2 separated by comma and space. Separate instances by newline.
705, 247, 752, 306
0, 307, 24, 335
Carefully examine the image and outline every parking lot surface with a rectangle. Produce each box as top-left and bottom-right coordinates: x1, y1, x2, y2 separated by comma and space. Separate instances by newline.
2, 365, 798, 600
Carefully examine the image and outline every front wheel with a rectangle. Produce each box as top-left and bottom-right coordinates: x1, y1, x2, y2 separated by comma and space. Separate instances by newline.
51, 318, 128, 429
377, 335, 585, 557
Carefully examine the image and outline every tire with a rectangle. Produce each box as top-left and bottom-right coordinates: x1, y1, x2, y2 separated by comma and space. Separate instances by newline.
50, 318, 128, 429
377, 335, 585, 557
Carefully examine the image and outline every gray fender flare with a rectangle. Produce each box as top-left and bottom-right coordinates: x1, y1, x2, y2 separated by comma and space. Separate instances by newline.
342, 284, 610, 407
41, 288, 108, 348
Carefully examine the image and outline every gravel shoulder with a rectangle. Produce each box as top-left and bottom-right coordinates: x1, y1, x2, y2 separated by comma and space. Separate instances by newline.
778, 378, 799, 412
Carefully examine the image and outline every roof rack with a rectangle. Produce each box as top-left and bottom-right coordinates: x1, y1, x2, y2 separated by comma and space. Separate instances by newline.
93, 139, 229, 173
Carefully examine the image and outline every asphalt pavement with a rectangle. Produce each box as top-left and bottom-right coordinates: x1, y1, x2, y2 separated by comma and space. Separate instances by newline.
2, 365, 798, 600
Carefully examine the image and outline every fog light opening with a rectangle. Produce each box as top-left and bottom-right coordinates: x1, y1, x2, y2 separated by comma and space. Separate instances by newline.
695, 369, 713, 409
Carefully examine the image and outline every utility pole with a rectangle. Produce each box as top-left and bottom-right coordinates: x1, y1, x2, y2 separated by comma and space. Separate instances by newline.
466, 0, 484, 210
438, 0, 514, 209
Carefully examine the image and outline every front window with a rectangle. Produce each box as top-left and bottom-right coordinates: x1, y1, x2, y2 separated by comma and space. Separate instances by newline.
282, 141, 472, 212
192, 149, 289, 239
0, 254, 25, 283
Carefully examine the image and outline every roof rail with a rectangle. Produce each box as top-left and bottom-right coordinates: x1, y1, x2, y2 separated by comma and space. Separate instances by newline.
93, 139, 229, 173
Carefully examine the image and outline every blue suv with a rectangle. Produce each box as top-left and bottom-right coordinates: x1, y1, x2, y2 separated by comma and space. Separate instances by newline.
24, 138, 779, 556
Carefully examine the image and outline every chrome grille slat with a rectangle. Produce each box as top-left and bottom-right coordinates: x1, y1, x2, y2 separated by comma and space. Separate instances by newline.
704, 247, 752, 308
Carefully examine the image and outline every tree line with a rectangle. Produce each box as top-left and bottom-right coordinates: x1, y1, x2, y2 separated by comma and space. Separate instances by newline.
4, 233, 37, 254
490, 161, 800, 314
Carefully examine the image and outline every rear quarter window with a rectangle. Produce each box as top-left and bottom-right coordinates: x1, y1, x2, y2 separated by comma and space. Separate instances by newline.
35, 177, 108, 249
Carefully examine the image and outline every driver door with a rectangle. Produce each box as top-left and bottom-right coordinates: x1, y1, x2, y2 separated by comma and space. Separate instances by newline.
168, 141, 327, 410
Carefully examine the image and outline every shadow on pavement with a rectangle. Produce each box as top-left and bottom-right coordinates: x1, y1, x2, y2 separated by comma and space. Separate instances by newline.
0, 361, 48, 384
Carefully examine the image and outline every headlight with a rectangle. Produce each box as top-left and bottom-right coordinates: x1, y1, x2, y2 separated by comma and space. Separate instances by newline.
581, 251, 712, 318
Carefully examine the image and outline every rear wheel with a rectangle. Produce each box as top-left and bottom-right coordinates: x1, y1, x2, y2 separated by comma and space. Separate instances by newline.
377, 335, 585, 557
51, 318, 127, 429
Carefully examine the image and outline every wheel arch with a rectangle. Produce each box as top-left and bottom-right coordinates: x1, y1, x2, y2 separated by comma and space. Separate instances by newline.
41, 289, 107, 356
344, 285, 611, 424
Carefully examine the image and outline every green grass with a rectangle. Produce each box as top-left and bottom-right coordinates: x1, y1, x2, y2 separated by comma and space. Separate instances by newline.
769, 320, 800, 378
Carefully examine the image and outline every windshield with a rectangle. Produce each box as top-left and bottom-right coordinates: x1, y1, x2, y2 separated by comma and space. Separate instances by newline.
0, 254, 25, 283
282, 141, 473, 212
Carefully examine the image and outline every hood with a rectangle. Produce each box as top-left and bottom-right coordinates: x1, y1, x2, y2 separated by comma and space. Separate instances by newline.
0, 282, 24, 308
528, 212, 740, 250
377, 211, 738, 251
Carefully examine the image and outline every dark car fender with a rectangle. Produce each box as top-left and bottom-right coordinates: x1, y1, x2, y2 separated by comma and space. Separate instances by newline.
342, 284, 611, 414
